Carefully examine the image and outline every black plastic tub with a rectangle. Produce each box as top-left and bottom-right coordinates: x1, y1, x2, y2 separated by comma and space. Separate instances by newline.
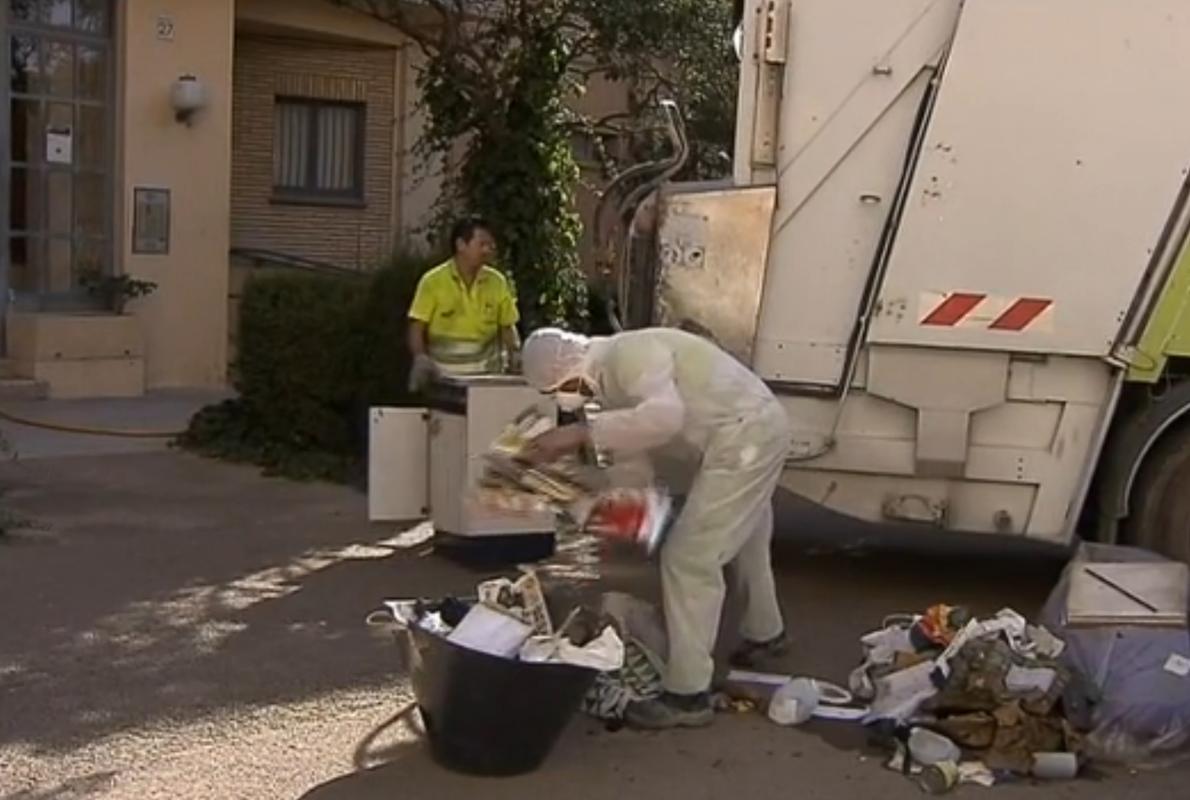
405, 623, 599, 776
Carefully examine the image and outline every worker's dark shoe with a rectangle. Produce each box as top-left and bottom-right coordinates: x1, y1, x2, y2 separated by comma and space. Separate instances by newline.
625, 691, 714, 730
729, 631, 790, 669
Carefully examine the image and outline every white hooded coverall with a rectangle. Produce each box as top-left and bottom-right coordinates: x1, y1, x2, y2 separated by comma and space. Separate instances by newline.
523, 328, 791, 694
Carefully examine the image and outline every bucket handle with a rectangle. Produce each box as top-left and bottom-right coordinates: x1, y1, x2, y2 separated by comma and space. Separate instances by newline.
366, 609, 398, 628
366, 607, 414, 632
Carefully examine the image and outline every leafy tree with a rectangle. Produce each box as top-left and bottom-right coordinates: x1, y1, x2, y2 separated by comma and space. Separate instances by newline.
575, 0, 738, 180
332, 0, 738, 328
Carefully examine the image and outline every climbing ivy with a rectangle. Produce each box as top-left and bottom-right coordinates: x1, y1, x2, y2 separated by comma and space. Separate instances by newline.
414, 5, 586, 327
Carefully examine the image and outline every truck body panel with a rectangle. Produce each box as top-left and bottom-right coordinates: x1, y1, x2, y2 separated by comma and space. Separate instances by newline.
867, 0, 1190, 357
641, 0, 1190, 544
775, 354, 1114, 541
747, 0, 962, 387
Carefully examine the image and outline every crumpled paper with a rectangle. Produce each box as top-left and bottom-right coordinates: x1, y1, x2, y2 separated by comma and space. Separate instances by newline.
474, 407, 672, 553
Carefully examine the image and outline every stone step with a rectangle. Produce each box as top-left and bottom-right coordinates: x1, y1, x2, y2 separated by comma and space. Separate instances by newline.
0, 378, 49, 401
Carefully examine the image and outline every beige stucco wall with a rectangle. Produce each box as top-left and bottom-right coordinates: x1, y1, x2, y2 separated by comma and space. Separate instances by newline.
119, 0, 235, 389
116, 0, 442, 390
110, 0, 626, 391
236, 0, 408, 47
398, 45, 442, 249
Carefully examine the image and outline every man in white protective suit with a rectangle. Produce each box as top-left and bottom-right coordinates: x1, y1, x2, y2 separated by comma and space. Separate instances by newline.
520, 326, 792, 729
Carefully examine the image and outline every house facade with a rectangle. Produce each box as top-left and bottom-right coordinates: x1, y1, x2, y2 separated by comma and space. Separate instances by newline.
0, 0, 624, 398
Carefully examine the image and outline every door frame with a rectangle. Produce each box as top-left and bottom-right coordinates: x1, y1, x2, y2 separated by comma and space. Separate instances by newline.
0, 0, 117, 341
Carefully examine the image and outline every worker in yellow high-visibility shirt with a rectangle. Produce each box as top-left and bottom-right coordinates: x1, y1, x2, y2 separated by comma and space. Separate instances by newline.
406, 216, 521, 390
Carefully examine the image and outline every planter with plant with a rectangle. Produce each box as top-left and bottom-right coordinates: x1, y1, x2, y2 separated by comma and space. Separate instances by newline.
79, 270, 158, 314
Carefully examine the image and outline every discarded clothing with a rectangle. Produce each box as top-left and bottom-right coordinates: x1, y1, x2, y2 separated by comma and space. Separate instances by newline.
581, 592, 666, 721
583, 638, 664, 721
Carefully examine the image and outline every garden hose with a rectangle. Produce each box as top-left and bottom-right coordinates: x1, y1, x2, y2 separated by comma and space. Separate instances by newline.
0, 406, 185, 439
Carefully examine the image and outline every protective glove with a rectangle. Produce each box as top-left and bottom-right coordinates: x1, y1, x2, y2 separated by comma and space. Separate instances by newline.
408, 354, 439, 393
505, 348, 523, 375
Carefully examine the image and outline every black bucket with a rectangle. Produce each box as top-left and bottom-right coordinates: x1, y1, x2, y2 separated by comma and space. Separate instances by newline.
405, 624, 599, 776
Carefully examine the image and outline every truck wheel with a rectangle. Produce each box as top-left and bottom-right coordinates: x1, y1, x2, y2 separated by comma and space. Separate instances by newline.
1122, 424, 1190, 564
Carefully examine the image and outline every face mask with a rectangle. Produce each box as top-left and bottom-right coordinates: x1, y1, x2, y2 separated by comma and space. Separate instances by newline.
554, 391, 587, 413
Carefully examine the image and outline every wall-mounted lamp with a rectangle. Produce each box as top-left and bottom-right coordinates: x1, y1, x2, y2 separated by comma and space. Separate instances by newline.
170, 74, 207, 125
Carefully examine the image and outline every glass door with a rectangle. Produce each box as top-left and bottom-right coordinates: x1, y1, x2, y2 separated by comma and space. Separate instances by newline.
2, 0, 113, 316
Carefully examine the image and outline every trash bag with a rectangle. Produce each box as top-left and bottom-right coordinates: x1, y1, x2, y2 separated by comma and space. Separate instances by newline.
1040, 543, 1190, 766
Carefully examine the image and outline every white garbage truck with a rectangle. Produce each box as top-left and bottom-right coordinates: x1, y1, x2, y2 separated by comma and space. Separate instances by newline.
604, 0, 1190, 563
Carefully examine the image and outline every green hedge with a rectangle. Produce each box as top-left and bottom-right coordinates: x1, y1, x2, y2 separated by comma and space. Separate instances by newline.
178, 253, 433, 481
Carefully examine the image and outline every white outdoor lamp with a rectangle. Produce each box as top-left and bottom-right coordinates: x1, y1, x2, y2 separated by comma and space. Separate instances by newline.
170, 74, 207, 125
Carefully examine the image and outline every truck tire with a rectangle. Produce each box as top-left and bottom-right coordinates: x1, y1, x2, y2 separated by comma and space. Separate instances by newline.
1122, 424, 1190, 564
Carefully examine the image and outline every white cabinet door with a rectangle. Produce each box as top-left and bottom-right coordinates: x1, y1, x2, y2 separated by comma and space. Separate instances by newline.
368, 407, 428, 522
428, 410, 469, 534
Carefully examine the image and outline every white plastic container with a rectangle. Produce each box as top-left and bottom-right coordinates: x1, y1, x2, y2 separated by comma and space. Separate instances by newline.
767, 678, 821, 726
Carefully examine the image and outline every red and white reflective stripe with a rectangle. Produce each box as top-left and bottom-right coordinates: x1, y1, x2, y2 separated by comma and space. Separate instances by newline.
921, 292, 986, 326
918, 292, 1054, 333
988, 297, 1053, 331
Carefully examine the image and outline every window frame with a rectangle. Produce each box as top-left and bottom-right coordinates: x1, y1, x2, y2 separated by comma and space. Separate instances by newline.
270, 95, 367, 207
2, 0, 116, 311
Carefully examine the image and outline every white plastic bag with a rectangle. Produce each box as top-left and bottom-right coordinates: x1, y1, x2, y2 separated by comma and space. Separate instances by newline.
520, 626, 626, 672
768, 678, 820, 726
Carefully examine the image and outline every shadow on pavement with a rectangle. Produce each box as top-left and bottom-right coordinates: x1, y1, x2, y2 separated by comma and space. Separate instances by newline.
0, 452, 1074, 779
1, 770, 118, 799
0, 451, 481, 754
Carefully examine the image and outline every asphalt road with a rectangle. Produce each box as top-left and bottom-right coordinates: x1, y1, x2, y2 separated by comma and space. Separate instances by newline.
0, 451, 1186, 799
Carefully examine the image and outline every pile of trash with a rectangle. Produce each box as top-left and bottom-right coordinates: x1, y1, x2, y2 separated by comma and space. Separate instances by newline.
369, 539, 1188, 783
472, 407, 672, 554
847, 604, 1082, 791
379, 569, 626, 671
806, 542, 1190, 792
712, 604, 1085, 790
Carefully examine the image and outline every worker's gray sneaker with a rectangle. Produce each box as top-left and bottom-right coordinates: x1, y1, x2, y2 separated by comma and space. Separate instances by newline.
625, 692, 714, 729
729, 631, 790, 669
